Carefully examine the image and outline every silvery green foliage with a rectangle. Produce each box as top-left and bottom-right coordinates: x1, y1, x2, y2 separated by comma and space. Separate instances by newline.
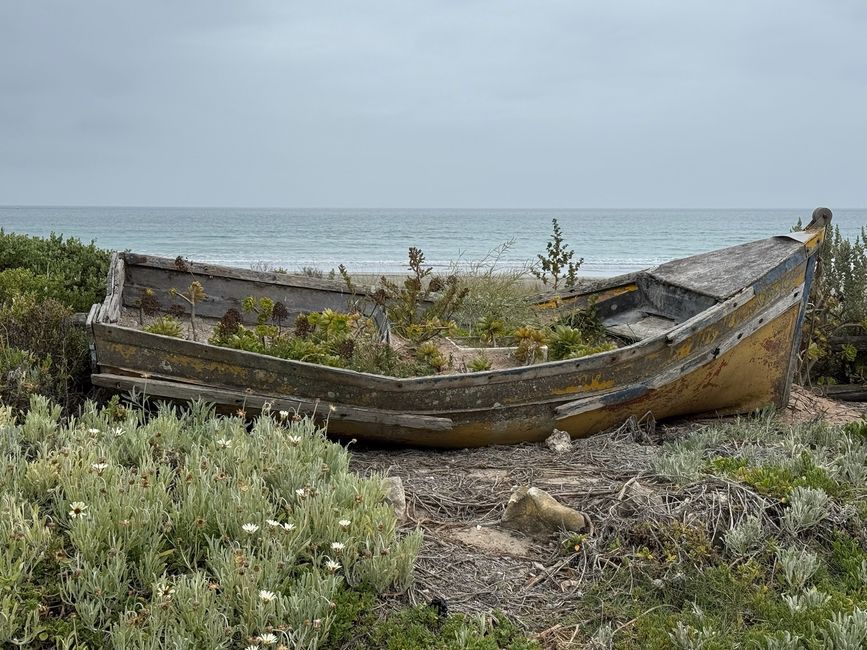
781, 487, 830, 535
668, 621, 715, 650
588, 623, 614, 649
0, 395, 420, 648
858, 559, 867, 586
777, 546, 820, 591
761, 631, 802, 650
820, 608, 867, 650
0, 494, 53, 643
832, 436, 867, 488
783, 587, 831, 613
652, 446, 704, 482
724, 515, 764, 557
668, 605, 716, 649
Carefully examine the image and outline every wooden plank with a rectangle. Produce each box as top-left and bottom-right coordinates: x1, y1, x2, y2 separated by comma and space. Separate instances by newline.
649, 237, 804, 300
91, 373, 454, 430
608, 314, 677, 342
829, 335, 867, 351
122, 252, 358, 293
531, 272, 643, 305
815, 384, 867, 401
555, 384, 650, 419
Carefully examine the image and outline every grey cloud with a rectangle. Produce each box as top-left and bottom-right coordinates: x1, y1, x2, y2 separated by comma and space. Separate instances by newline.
0, 0, 864, 207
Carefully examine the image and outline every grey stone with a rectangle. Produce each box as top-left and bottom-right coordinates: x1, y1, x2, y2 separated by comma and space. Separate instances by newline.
383, 475, 407, 522
500, 486, 590, 537
545, 429, 572, 453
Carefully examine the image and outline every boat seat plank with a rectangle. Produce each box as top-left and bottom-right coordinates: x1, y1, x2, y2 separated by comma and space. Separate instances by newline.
606, 313, 678, 341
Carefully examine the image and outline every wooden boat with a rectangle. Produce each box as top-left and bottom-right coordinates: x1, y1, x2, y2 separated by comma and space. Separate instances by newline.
88, 208, 832, 447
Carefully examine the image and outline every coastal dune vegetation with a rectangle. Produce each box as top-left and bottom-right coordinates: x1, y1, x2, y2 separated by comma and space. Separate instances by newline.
0, 222, 865, 647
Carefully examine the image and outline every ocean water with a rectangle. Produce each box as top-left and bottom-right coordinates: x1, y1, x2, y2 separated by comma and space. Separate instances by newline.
1, 207, 865, 278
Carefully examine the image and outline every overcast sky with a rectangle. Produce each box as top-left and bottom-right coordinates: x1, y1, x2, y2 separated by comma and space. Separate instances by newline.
0, 1, 865, 208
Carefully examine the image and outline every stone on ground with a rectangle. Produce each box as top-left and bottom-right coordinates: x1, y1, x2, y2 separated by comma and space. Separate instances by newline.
383, 476, 407, 521
500, 486, 590, 537
545, 429, 572, 453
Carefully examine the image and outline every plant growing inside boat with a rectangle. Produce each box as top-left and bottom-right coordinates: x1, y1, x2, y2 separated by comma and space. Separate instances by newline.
134, 288, 161, 325
378, 247, 468, 343
144, 315, 183, 338
531, 218, 583, 289
547, 325, 616, 361
468, 354, 492, 372
242, 296, 278, 346
169, 281, 206, 341
209, 308, 243, 345
416, 341, 448, 372
513, 326, 547, 364
557, 302, 608, 344
272, 301, 289, 333
476, 315, 508, 346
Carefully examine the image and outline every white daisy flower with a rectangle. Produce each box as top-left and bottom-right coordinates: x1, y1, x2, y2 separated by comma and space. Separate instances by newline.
325, 559, 341, 572
282, 522, 296, 531
91, 462, 109, 473
245, 646, 258, 650
86, 428, 100, 434
266, 519, 282, 528
112, 427, 124, 437
242, 523, 260, 534
330, 541, 345, 553
68, 502, 88, 519
279, 410, 290, 420
258, 632, 278, 645
338, 519, 351, 529
216, 438, 232, 449
288, 435, 302, 445
258, 589, 276, 603
295, 487, 307, 498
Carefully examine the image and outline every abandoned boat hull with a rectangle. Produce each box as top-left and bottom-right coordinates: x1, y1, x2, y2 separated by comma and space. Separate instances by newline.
88, 210, 830, 447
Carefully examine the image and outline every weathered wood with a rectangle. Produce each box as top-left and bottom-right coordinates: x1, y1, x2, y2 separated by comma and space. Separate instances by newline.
88, 215, 831, 447
814, 384, 867, 401
97, 253, 125, 323
608, 314, 677, 342
829, 335, 867, 351
91, 373, 454, 430
649, 236, 804, 300
122, 253, 357, 293
666, 287, 755, 345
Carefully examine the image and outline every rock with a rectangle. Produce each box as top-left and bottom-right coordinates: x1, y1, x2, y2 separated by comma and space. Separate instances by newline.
500, 486, 590, 537
545, 429, 572, 453
383, 476, 407, 522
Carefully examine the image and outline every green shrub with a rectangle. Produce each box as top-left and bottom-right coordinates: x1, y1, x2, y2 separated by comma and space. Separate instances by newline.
546, 325, 616, 361
468, 354, 493, 372
799, 224, 867, 386
0, 396, 422, 648
0, 294, 89, 410
416, 341, 448, 372
143, 315, 183, 338
0, 230, 110, 311
531, 218, 583, 290
377, 248, 468, 343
